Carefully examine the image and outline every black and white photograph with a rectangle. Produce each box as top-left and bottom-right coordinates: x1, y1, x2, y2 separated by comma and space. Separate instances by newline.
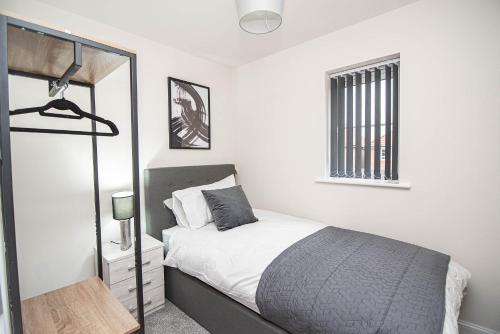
168, 77, 210, 149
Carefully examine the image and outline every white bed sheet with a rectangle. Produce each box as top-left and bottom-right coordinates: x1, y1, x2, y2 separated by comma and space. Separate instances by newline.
163, 209, 470, 334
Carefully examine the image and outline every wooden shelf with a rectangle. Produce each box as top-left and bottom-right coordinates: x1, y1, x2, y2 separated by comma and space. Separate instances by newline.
21, 277, 140, 334
8, 25, 128, 84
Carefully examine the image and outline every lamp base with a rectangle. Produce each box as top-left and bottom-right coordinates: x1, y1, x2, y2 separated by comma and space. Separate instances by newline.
119, 219, 132, 251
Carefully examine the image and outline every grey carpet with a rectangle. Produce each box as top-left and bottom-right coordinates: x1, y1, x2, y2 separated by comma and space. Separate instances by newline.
145, 299, 210, 334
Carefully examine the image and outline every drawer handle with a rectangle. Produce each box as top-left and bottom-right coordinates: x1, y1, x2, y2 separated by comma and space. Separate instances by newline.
128, 299, 152, 312
127, 279, 152, 292
127, 260, 151, 271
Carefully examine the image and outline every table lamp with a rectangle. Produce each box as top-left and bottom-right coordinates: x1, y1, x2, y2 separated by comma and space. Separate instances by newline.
112, 191, 134, 251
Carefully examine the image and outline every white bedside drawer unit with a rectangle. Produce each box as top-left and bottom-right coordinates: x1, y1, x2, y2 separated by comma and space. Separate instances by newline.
111, 267, 163, 302
105, 247, 163, 285
100, 234, 165, 317
123, 285, 165, 318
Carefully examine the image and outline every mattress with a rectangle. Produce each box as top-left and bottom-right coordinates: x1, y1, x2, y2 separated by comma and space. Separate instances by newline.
163, 209, 470, 334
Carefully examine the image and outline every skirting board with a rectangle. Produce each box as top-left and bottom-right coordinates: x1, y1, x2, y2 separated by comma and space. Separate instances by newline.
459, 320, 500, 334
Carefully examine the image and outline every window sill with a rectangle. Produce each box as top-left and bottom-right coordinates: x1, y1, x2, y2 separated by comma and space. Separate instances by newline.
315, 177, 411, 189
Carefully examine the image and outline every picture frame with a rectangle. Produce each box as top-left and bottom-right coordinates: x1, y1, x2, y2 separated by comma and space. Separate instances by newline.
168, 77, 211, 149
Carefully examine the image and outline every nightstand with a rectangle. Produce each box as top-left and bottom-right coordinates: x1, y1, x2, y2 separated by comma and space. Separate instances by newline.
100, 234, 165, 318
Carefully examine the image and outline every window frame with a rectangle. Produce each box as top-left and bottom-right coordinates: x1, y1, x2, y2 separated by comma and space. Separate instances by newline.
319, 54, 410, 189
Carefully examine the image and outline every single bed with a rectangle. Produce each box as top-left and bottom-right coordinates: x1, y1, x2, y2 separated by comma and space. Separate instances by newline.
144, 164, 470, 334
145, 164, 288, 334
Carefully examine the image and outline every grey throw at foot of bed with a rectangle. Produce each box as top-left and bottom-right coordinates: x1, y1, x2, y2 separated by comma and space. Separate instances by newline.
256, 226, 450, 334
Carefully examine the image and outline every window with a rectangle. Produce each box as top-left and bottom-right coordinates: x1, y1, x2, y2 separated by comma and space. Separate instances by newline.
329, 57, 400, 181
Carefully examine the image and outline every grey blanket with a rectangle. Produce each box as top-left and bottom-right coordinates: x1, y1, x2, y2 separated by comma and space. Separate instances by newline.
256, 226, 450, 334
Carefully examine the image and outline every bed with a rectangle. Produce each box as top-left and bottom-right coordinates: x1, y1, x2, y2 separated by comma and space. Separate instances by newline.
144, 164, 470, 334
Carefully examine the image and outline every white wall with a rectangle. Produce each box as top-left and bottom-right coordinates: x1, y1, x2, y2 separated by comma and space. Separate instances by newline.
9, 77, 97, 299
1, 0, 236, 298
94, 63, 134, 244
235, 0, 500, 331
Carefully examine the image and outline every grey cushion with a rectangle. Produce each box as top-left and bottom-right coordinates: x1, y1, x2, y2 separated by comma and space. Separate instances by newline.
202, 185, 258, 231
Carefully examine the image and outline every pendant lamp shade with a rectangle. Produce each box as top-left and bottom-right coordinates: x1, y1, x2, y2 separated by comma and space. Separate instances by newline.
236, 0, 284, 34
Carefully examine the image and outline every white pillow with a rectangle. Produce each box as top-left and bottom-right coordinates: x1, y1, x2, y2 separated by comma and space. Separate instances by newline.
163, 198, 173, 210
171, 174, 236, 229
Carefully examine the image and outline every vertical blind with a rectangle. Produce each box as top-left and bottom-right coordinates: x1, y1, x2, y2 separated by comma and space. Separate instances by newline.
330, 59, 399, 180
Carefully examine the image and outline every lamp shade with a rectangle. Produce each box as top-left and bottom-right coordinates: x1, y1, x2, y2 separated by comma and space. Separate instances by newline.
112, 191, 134, 220
236, 0, 284, 34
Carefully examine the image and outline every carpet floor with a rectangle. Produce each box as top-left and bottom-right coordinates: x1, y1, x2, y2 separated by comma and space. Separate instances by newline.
145, 299, 210, 334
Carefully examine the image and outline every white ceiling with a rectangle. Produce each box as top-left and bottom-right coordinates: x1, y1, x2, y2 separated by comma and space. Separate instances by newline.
37, 0, 419, 67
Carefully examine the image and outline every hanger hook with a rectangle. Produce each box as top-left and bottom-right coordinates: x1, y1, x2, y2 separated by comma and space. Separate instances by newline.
60, 83, 69, 99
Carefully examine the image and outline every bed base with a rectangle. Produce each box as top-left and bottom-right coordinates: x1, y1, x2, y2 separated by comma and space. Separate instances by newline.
165, 266, 288, 334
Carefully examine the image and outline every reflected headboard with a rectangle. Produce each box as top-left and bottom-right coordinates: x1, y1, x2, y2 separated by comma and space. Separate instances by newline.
144, 164, 236, 241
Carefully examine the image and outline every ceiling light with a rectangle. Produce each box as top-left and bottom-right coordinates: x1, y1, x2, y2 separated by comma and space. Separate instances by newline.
236, 0, 284, 34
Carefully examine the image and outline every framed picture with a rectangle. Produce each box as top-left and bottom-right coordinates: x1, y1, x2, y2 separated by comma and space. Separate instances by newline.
168, 77, 211, 149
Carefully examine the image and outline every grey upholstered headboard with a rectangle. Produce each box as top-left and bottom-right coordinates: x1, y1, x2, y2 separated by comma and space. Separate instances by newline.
144, 164, 236, 241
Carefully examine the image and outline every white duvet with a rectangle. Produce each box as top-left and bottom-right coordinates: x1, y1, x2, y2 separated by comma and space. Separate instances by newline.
164, 209, 470, 334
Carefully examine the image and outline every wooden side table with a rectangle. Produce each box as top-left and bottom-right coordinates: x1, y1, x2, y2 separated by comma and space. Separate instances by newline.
21, 277, 139, 334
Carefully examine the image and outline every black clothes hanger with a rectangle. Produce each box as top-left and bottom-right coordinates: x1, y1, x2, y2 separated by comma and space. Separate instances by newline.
9, 86, 119, 137
10, 98, 85, 119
